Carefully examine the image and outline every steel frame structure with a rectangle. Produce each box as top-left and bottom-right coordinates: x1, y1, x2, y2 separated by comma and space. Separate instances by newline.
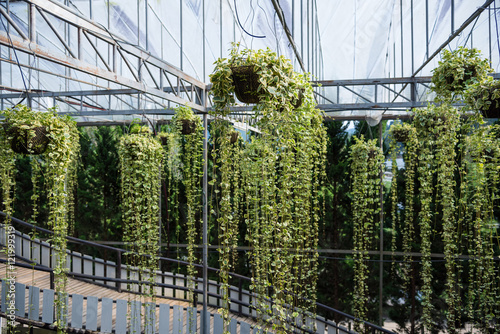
0, 0, 498, 330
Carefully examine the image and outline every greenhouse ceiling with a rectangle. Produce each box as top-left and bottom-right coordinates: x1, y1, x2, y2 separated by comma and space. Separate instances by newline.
0, 0, 498, 124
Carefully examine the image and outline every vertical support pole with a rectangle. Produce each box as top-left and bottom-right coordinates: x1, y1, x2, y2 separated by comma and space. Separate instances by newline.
112, 45, 117, 73
202, 0, 205, 81
180, 0, 183, 71
219, 0, 223, 58
202, 113, 208, 334
489, 3, 492, 63
400, 0, 404, 77
410, 0, 414, 74
145, 0, 149, 51
29, 4, 36, 42
378, 122, 384, 326
451, 0, 455, 33
116, 250, 122, 293
77, 28, 82, 60
300, 0, 303, 62
137, 0, 140, 46
425, 0, 429, 59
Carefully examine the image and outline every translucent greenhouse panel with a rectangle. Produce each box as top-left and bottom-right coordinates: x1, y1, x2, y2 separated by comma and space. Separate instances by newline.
181, 0, 204, 80
205, 1, 222, 69
1, 2, 29, 40
146, 9, 162, 59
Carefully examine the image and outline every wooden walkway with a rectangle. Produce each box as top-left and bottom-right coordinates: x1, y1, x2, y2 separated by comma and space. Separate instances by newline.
0, 259, 260, 333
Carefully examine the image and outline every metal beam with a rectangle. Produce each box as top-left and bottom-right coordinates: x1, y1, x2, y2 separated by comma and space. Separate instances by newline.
412, 0, 494, 77
0, 89, 141, 99
313, 76, 432, 86
26, 0, 205, 88
0, 31, 204, 112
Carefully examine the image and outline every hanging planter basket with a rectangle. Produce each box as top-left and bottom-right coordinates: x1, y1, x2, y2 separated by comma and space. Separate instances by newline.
392, 128, 411, 143
479, 99, 500, 118
444, 65, 477, 91
181, 119, 197, 135
292, 89, 304, 109
474, 88, 500, 118
231, 65, 261, 104
6, 125, 50, 155
159, 135, 169, 146
230, 131, 239, 144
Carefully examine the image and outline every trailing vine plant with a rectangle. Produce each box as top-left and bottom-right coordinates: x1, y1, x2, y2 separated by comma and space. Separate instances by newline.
172, 105, 204, 309
349, 136, 384, 332
1, 105, 80, 333
210, 44, 327, 333
413, 103, 461, 332
389, 121, 419, 332
118, 124, 163, 330
462, 123, 500, 333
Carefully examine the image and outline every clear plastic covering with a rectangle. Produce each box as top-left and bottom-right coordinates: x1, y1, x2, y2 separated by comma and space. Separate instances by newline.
0, 0, 498, 123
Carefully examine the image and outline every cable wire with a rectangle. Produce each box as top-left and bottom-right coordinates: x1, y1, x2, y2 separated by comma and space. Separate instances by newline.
233, 0, 266, 39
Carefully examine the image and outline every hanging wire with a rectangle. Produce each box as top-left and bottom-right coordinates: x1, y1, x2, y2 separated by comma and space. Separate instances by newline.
233, 0, 266, 39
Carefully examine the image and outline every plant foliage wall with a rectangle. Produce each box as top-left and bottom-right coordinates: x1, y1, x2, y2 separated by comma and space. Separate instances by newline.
0, 105, 80, 332
210, 45, 327, 333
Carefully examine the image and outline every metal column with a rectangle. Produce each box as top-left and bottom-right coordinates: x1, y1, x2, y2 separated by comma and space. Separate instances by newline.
202, 112, 209, 334
379, 122, 384, 326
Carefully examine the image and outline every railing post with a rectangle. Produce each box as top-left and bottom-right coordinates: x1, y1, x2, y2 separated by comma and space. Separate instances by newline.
238, 278, 243, 316
116, 250, 122, 293
49, 271, 54, 290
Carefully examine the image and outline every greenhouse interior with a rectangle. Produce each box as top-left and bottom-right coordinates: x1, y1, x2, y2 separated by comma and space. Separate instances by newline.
0, 0, 499, 333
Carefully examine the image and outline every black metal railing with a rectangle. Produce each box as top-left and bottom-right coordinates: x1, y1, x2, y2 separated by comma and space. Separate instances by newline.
0, 211, 395, 334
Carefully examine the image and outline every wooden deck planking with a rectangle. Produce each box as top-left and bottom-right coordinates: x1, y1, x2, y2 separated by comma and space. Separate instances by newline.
0, 261, 258, 332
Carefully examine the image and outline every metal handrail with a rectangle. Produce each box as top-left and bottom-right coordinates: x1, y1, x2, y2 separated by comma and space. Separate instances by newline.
0, 212, 396, 334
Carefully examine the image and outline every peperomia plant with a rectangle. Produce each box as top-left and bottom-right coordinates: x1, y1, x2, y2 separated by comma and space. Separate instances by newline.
172, 105, 204, 309
210, 45, 327, 333
1, 105, 80, 333
413, 103, 461, 333
118, 128, 163, 329
349, 135, 384, 332
431, 46, 491, 101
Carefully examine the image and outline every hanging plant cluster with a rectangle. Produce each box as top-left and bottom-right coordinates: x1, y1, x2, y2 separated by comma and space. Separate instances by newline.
379, 46, 500, 333
0, 105, 80, 332
171, 105, 204, 305
118, 124, 163, 306
349, 136, 384, 332
210, 44, 327, 333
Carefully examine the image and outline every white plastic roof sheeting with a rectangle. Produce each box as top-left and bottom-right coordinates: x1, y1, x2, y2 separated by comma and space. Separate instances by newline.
65, 0, 500, 80
315, 0, 498, 81
1, 0, 499, 122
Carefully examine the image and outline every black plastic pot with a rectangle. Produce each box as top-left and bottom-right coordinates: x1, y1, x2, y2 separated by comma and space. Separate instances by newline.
231, 65, 261, 104
181, 119, 196, 135
7, 125, 50, 155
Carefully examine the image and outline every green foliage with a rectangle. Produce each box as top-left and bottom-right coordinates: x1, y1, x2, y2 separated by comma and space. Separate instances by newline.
75, 126, 122, 247
118, 131, 163, 303
349, 136, 384, 331
464, 77, 500, 117
1, 105, 80, 333
431, 46, 491, 100
210, 42, 305, 117
171, 105, 204, 306
210, 45, 326, 333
